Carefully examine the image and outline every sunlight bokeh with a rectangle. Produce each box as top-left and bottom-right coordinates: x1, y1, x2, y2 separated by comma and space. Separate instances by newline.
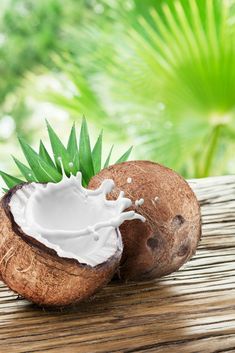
1, 0, 235, 190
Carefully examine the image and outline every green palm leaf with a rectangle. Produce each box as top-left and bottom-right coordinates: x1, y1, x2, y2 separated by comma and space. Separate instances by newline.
12, 157, 37, 182
79, 117, 94, 185
67, 123, 79, 172
115, 146, 133, 164
19, 137, 62, 183
0, 120, 133, 191
0, 171, 24, 190
103, 145, 114, 168
46, 120, 74, 175
95, 0, 235, 177
39, 140, 56, 169
92, 130, 103, 174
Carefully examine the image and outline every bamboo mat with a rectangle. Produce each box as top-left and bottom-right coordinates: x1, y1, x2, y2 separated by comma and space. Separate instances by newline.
0, 175, 235, 353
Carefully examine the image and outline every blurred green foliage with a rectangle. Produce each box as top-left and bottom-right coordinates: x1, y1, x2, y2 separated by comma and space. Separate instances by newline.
0, 0, 87, 138
1, 0, 60, 102
1, 0, 235, 184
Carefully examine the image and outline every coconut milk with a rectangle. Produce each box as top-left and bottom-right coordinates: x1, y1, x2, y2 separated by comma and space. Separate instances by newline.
10, 171, 145, 266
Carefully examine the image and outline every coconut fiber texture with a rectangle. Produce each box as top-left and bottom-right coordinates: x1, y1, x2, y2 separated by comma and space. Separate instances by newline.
0, 184, 122, 307
89, 161, 201, 281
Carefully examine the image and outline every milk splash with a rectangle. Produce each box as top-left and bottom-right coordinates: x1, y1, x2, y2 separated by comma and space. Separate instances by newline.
10, 168, 145, 266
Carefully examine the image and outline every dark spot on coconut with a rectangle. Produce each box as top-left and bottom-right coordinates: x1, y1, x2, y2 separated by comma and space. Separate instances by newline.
177, 244, 189, 257
172, 215, 185, 229
147, 237, 158, 250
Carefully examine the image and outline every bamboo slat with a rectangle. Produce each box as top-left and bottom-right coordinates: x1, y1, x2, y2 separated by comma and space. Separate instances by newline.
0, 175, 235, 353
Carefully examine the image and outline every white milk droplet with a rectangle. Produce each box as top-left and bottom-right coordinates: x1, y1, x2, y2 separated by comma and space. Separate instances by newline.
135, 198, 144, 207
127, 177, 132, 184
154, 196, 159, 202
69, 162, 73, 168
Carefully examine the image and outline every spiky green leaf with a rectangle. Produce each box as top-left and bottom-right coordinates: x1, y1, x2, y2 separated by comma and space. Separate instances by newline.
12, 157, 37, 182
92, 130, 103, 174
67, 123, 79, 173
46, 120, 73, 175
39, 140, 56, 169
115, 146, 133, 164
79, 117, 94, 184
0, 121, 133, 190
0, 171, 24, 189
103, 145, 114, 168
18, 137, 62, 183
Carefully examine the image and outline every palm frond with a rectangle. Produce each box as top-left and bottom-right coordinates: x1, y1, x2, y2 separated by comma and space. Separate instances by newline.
39, 140, 56, 169
67, 123, 79, 172
0, 171, 24, 190
103, 145, 114, 168
18, 137, 62, 183
12, 157, 37, 182
94, 0, 235, 177
0, 119, 132, 191
46, 120, 74, 175
79, 117, 94, 186
92, 130, 103, 174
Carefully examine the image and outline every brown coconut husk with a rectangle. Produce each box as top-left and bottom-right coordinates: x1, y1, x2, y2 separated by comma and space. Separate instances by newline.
0, 184, 122, 307
89, 160, 201, 281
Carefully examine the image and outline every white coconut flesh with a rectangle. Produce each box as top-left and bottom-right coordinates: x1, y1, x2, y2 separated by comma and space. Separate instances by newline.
9, 172, 145, 267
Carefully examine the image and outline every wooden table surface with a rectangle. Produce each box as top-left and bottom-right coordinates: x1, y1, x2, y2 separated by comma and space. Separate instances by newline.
0, 175, 235, 353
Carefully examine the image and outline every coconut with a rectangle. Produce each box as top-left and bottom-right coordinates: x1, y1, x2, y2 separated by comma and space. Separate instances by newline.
0, 173, 144, 306
89, 160, 201, 281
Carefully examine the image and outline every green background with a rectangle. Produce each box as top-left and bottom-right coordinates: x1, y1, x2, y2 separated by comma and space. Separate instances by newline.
1, 0, 235, 188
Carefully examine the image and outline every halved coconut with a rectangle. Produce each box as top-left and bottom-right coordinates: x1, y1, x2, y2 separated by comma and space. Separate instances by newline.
89, 161, 201, 281
0, 173, 143, 306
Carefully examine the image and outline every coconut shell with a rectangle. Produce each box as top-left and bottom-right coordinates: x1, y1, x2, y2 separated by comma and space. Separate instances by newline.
89, 161, 201, 281
0, 184, 122, 307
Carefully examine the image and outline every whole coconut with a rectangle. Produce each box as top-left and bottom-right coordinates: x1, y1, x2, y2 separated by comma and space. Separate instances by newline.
89, 160, 201, 281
